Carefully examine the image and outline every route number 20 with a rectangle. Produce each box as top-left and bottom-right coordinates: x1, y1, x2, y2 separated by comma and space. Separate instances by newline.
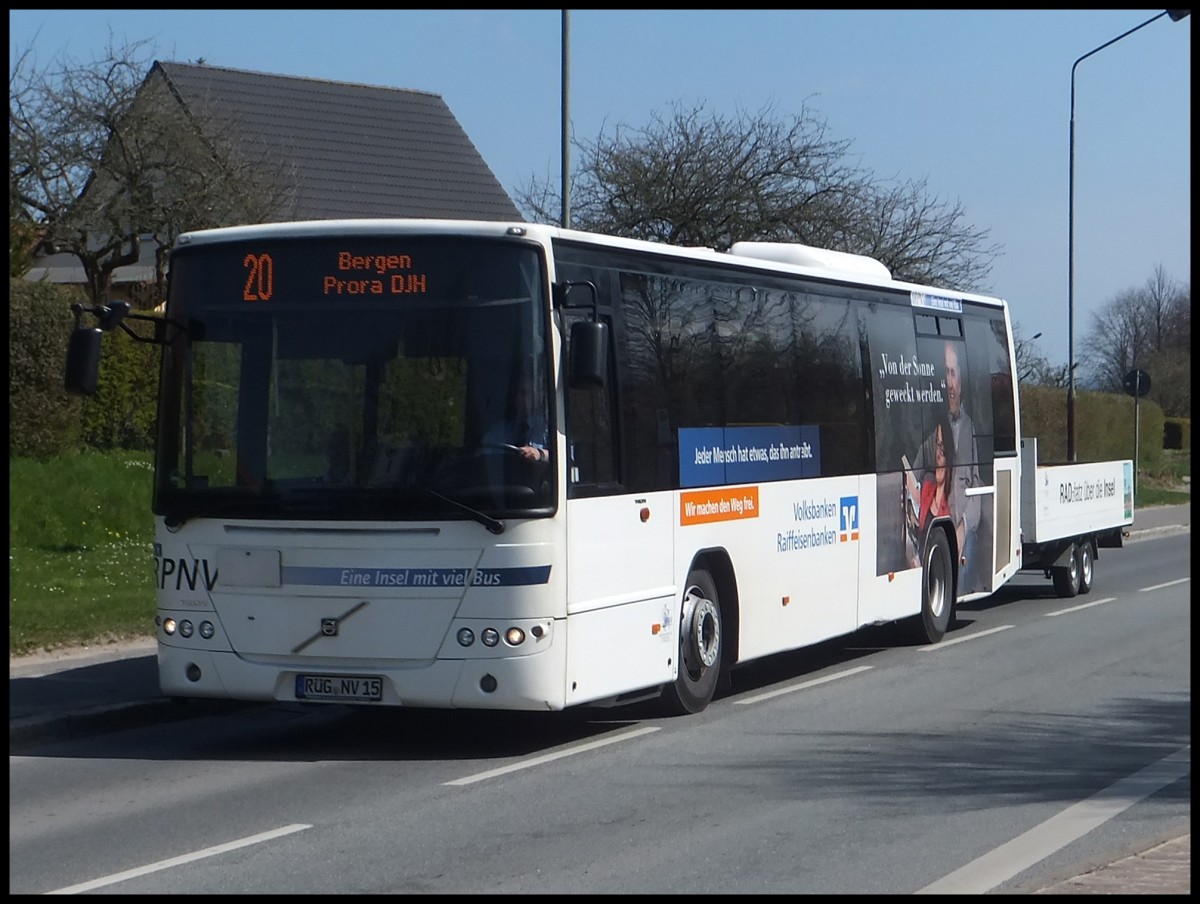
243, 253, 274, 302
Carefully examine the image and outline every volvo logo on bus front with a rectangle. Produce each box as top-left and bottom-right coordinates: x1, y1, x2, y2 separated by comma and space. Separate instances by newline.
321, 618, 339, 637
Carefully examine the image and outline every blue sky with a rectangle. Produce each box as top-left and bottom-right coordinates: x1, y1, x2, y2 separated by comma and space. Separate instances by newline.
10, 10, 1191, 368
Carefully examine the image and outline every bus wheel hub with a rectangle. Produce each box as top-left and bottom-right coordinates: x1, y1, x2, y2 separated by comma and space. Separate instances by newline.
684, 594, 720, 669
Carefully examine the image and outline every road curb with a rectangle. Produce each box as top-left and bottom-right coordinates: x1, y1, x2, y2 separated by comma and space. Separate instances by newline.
1124, 523, 1189, 543
1031, 832, 1191, 894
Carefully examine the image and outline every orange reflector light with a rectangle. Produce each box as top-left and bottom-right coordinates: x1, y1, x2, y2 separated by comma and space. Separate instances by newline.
782, 596, 790, 607
651, 623, 662, 635
640, 507, 650, 522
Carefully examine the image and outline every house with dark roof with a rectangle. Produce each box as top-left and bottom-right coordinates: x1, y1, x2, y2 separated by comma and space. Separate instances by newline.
26, 61, 523, 287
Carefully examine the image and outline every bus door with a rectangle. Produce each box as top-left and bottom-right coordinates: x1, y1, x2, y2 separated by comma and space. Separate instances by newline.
560, 310, 677, 704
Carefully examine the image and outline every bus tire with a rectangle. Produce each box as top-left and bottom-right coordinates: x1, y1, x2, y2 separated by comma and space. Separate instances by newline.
1051, 545, 1081, 598
659, 568, 722, 716
912, 528, 953, 644
1077, 541, 1094, 595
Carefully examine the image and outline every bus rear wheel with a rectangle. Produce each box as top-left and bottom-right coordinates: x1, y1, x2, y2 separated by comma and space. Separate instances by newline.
659, 568, 722, 716
911, 528, 953, 644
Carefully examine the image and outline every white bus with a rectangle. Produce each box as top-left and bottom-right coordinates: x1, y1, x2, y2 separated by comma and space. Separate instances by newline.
67, 219, 1037, 715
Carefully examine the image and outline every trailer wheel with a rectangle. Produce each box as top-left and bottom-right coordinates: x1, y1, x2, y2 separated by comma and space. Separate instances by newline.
1051, 545, 1081, 598
911, 528, 953, 644
1076, 541, 1094, 595
659, 568, 722, 716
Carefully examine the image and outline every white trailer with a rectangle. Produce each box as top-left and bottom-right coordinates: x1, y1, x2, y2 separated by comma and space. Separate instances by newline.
1019, 438, 1135, 597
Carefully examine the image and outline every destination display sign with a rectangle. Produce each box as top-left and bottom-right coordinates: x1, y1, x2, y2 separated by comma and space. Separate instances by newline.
171, 237, 534, 310
240, 249, 430, 302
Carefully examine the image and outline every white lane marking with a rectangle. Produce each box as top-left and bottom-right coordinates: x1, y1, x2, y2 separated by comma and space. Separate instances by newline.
915, 746, 1191, 895
918, 624, 1013, 651
1045, 597, 1115, 616
1140, 577, 1189, 592
733, 665, 873, 705
444, 725, 660, 786
43, 823, 312, 895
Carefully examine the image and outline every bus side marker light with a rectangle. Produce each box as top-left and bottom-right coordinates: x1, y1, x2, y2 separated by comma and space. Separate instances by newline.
640, 507, 650, 522
888, 573, 896, 582
651, 623, 662, 634
782, 596, 790, 607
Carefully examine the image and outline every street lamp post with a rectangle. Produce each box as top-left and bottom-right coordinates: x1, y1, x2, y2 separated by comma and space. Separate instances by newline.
561, 9, 571, 229
1019, 331, 1042, 382
1066, 9, 1189, 462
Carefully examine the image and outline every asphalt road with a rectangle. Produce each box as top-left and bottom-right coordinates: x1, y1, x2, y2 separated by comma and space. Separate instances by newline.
10, 501, 1190, 893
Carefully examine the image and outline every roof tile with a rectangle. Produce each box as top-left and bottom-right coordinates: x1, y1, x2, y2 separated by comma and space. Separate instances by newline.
153, 61, 523, 221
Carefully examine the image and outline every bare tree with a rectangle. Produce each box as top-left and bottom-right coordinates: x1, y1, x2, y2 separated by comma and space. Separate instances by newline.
1083, 286, 1150, 393
10, 35, 293, 306
833, 175, 1000, 291
1141, 264, 1191, 353
515, 99, 1000, 292
1081, 265, 1190, 416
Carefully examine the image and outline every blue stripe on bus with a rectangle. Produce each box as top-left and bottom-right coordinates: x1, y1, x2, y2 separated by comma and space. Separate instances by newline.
280, 565, 551, 588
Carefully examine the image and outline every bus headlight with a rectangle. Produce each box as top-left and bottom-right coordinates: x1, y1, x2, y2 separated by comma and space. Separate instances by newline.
457, 628, 475, 647
199, 620, 215, 639
504, 627, 526, 646
163, 618, 177, 635
481, 627, 500, 647
179, 619, 194, 638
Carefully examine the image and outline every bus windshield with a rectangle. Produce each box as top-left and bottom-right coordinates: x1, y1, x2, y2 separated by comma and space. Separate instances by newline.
154, 235, 554, 523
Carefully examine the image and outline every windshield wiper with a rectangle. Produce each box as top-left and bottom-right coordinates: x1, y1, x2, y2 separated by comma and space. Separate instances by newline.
423, 489, 506, 535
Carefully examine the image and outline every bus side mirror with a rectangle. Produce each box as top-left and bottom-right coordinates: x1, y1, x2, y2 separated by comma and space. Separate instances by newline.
569, 320, 608, 389
65, 327, 103, 396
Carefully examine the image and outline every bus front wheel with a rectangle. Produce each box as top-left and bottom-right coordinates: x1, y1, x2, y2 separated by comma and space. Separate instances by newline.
660, 568, 722, 716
